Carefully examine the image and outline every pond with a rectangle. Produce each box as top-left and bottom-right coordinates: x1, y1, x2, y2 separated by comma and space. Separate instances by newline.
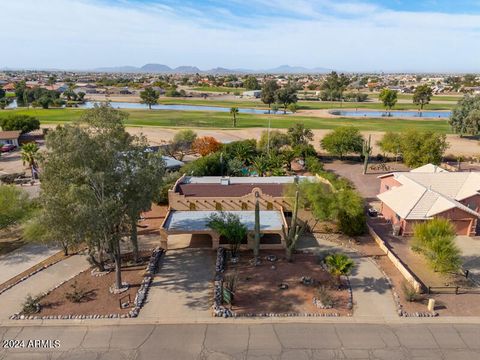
5, 100, 287, 115
330, 110, 451, 118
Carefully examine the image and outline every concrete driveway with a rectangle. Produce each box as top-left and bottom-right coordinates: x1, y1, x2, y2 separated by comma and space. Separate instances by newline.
298, 234, 397, 319
140, 245, 215, 320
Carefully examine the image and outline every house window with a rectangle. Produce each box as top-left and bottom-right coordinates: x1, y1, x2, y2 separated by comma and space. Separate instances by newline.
241, 202, 248, 210
267, 202, 273, 210
215, 202, 222, 211
385, 185, 390, 191
189, 202, 196, 210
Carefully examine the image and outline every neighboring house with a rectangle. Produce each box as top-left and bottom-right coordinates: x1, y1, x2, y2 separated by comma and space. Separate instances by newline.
0, 131, 21, 147
2, 83, 16, 92
242, 90, 262, 98
162, 156, 184, 172
377, 164, 480, 236
160, 175, 316, 250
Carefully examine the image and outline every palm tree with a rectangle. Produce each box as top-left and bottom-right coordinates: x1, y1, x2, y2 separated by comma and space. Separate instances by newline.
230, 107, 239, 128
325, 253, 355, 286
21, 142, 39, 178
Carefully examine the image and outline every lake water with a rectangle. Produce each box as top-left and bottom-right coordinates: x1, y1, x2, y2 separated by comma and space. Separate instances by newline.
81, 101, 285, 114
330, 110, 451, 118
6, 100, 283, 115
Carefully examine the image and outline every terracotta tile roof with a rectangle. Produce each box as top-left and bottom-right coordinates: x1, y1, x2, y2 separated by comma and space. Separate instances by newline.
0, 131, 21, 140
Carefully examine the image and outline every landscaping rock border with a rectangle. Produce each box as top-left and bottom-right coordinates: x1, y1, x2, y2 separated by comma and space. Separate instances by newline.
212, 247, 344, 318
10, 247, 165, 321
370, 257, 438, 318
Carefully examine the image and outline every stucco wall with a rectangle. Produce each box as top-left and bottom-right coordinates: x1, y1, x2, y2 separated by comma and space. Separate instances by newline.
379, 175, 402, 194
168, 186, 293, 212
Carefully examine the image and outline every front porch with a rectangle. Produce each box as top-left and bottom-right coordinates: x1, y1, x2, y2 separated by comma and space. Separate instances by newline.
160, 210, 287, 250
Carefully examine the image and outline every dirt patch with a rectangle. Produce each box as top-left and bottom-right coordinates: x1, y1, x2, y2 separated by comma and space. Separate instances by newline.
138, 204, 168, 236
33, 253, 150, 317
225, 250, 351, 316
0, 227, 25, 256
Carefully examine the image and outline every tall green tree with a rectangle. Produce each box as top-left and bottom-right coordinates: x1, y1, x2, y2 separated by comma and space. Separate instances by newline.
400, 129, 449, 167
379, 88, 398, 115
230, 107, 239, 128
261, 80, 279, 112
0, 115, 40, 134
287, 123, 313, 145
164, 129, 197, 160
275, 86, 298, 114
37, 104, 163, 289
140, 87, 160, 110
243, 76, 260, 90
120, 142, 165, 262
320, 71, 350, 101
449, 95, 480, 136
413, 84, 433, 111
320, 126, 364, 159
377, 131, 402, 158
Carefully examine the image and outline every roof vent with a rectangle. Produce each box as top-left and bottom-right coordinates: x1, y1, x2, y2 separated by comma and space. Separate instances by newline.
220, 177, 230, 186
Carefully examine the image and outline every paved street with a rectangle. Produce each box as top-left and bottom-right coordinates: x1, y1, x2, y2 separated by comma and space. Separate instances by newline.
1, 322, 480, 359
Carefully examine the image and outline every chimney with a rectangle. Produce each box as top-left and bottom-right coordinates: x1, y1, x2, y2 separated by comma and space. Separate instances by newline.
220, 177, 230, 186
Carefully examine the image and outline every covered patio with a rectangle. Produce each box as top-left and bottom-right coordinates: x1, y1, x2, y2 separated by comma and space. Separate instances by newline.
160, 210, 287, 250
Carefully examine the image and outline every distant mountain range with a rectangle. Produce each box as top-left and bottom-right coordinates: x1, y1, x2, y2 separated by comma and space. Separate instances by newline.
93, 63, 333, 74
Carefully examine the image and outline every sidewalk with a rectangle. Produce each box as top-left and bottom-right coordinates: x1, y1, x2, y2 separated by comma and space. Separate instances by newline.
0, 244, 60, 285
0, 255, 89, 319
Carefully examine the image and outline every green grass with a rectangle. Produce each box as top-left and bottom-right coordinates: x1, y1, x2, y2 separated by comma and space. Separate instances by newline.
0, 108, 453, 133
160, 97, 455, 111
190, 86, 246, 93
373, 93, 463, 102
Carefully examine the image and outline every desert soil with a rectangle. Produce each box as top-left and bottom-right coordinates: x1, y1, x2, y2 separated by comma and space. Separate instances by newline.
225, 250, 351, 316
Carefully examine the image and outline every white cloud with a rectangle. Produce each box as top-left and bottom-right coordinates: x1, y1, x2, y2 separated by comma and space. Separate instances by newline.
1, 0, 480, 72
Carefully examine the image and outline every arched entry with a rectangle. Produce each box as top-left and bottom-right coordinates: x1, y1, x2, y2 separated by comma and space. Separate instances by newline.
189, 234, 213, 248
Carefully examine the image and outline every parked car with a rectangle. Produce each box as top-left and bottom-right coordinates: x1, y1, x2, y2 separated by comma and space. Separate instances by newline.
0, 144, 16, 153
367, 208, 378, 217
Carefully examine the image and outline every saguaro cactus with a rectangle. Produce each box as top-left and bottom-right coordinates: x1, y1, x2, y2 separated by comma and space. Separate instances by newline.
282, 190, 305, 262
254, 194, 261, 261
362, 134, 372, 175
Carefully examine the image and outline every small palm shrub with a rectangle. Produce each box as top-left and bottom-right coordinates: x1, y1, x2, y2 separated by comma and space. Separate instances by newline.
325, 253, 355, 286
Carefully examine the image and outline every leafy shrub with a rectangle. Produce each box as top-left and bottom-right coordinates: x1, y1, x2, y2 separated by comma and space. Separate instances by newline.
412, 218, 461, 273
305, 156, 323, 174
22, 294, 40, 314
401, 281, 420, 302
317, 285, 335, 307
65, 281, 90, 303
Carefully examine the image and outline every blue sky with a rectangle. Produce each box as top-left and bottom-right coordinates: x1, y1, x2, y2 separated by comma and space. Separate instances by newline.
2, 0, 480, 72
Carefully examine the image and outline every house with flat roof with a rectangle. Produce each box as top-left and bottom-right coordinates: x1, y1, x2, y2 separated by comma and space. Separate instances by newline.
0, 130, 21, 147
377, 165, 480, 236
160, 175, 316, 250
